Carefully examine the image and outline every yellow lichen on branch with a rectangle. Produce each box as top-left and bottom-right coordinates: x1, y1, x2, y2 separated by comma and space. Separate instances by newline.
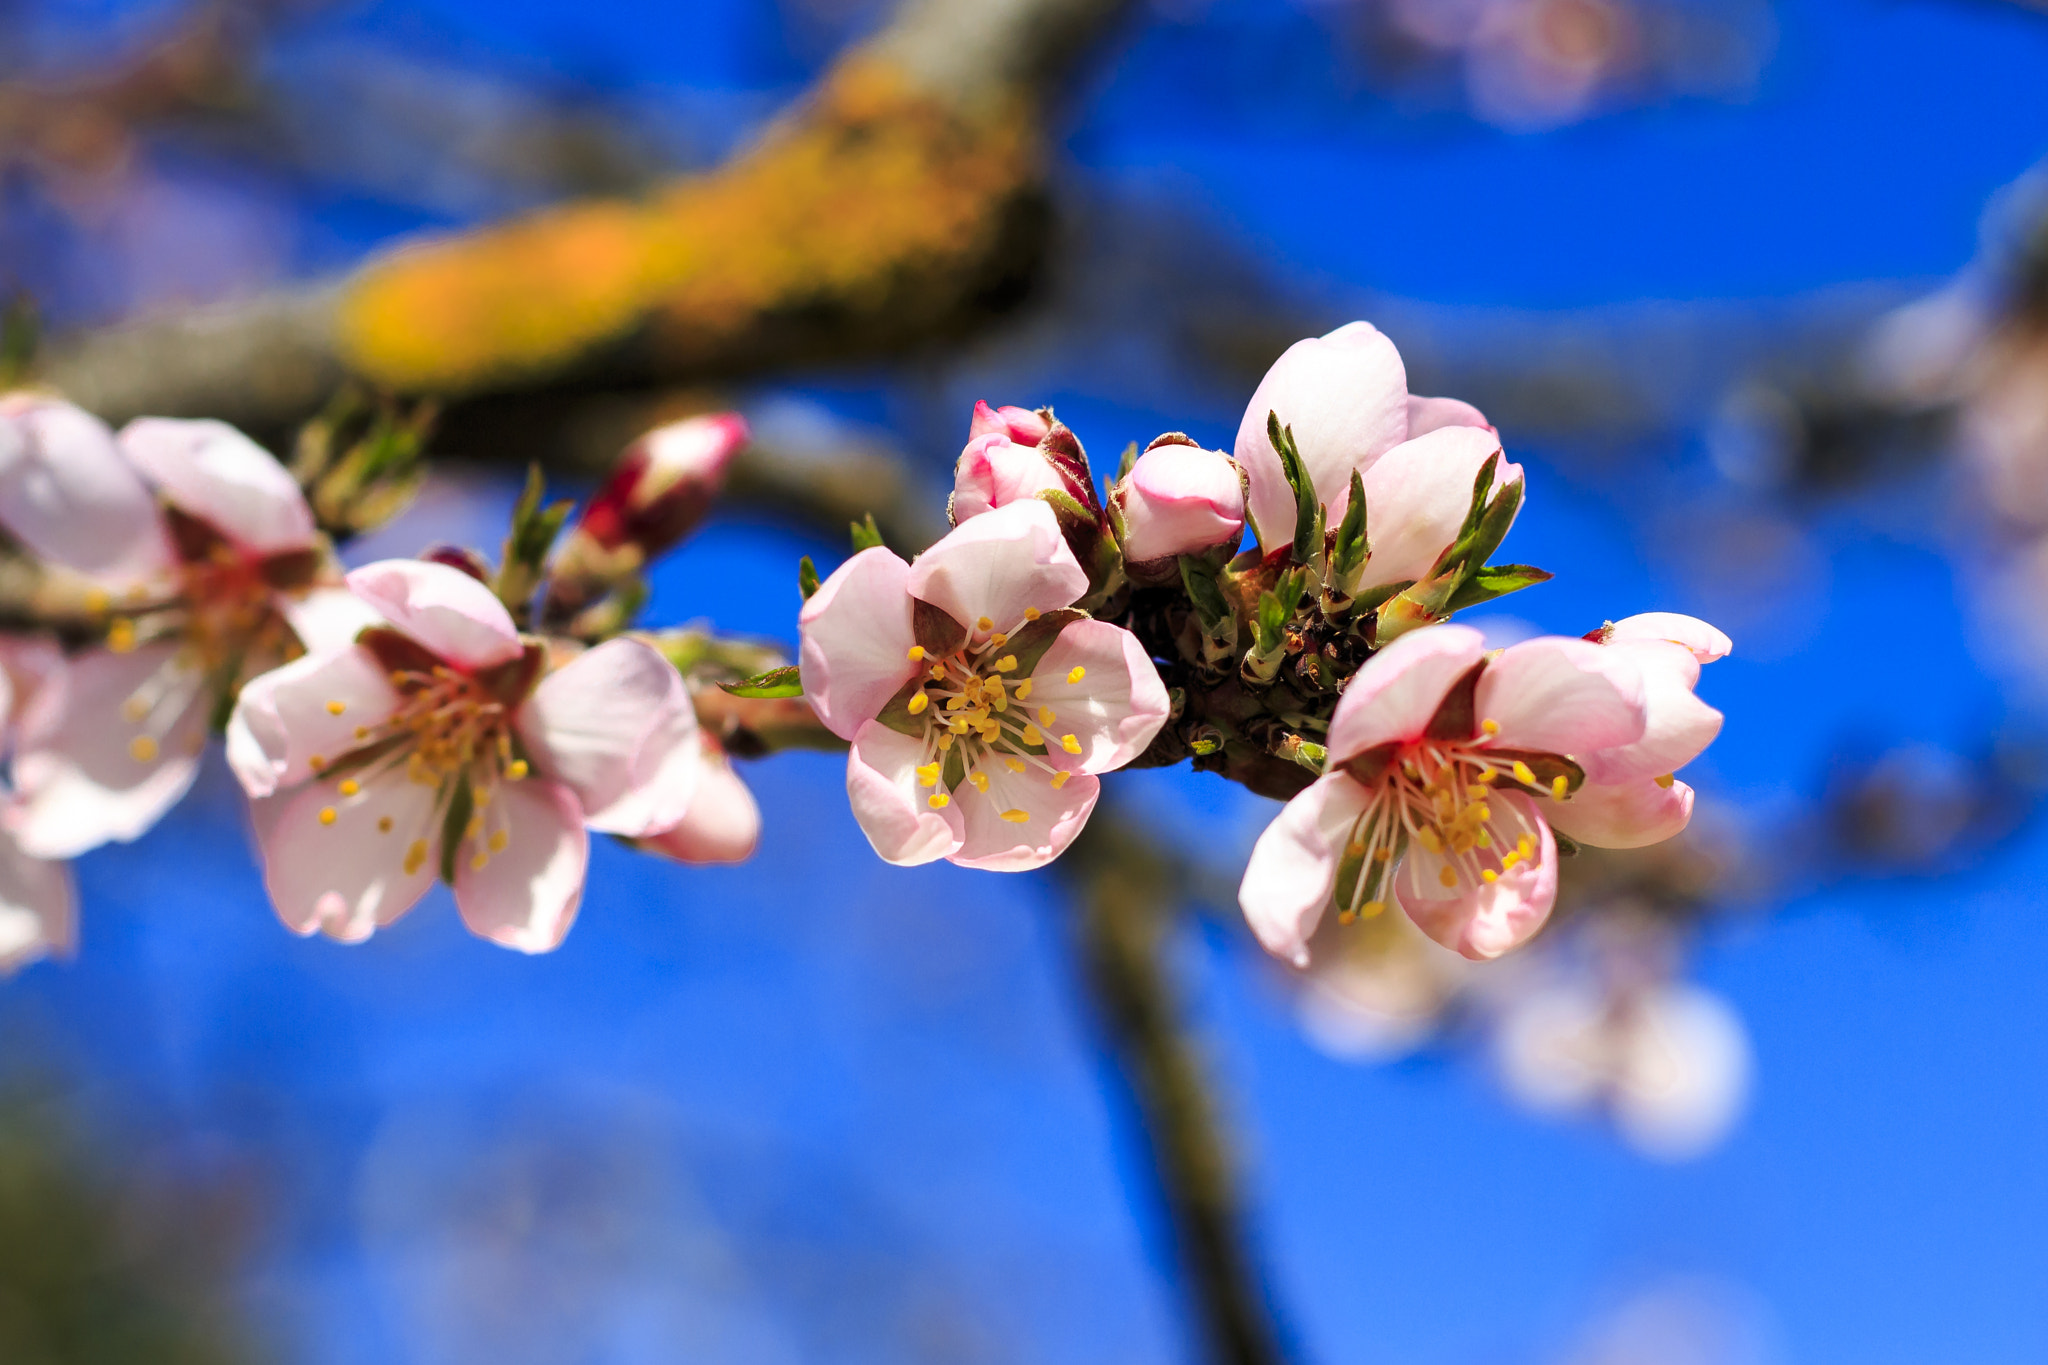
334, 58, 1042, 396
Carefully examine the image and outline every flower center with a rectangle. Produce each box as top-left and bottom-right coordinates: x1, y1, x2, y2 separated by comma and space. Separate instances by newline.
901, 608, 1079, 824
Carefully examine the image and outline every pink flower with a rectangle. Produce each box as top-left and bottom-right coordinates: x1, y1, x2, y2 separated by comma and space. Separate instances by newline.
0, 395, 174, 580
1110, 439, 1245, 563
0, 638, 76, 973
641, 735, 760, 865
0, 413, 355, 859
950, 430, 1072, 525
1233, 321, 1501, 553
798, 499, 1169, 871
227, 559, 701, 951
571, 413, 748, 559
968, 401, 1052, 446
1239, 621, 1721, 965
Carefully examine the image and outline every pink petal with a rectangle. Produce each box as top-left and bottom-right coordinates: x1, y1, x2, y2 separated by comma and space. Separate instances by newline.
948, 763, 1100, 872
950, 433, 1069, 523
644, 742, 760, 865
226, 646, 401, 799
454, 777, 589, 953
1579, 640, 1722, 785
1405, 394, 1494, 438
906, 498, 1089, 633
1116, 444, 1246, 562
0, 826, 75, 973
1238, 773, 1373, 968
1476, 635, 1646, 758
0, 396, 174, 579
1357, 427, 1520, 589
846, 721, 962, 865
1235, 321, 1411, 552
1395, 791, 1556, 960
346, 559, 523, 669
1020, 620, 1170, 773
118, 417, 316, 555
968, 401, 1051, 445
1325, 624, 1487, 763
1547, 775, 1695, 850
12, 645, 206, 859
797, 545, 919, 741
515, 638, 698, 837
1605, 612, 1732, 664
280, 584, 383, 654
251, 764, 440, 942
0, 636, 66, 739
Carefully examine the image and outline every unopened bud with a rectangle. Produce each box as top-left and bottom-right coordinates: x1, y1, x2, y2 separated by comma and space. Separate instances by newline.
577, 413, 748, 558
968, 400, 1052, 447
1111, 438, 1245, 565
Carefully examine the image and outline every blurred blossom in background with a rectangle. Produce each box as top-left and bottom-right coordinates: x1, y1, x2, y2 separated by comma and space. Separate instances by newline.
4, 0, 2048, 1363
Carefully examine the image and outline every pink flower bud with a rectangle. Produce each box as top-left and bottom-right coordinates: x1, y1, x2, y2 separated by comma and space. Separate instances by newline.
950, 431, 1070, 524
1112, 441, 1245, 563
968, 401, 1052, 446
578, 413, 747, 557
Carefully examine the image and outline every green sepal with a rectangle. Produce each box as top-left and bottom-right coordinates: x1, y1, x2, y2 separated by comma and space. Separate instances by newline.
1487, 748, 1586, 795
1265, 411, 1319, 566
798, 556, 820, 601
1330, 468, 1369, 580
719, 664, 804, 699
912, 599, 968, 656
1443, 562, 1553, 614
1001, 607, 1087, 679
1117, 441, 1140, 481
1552, 830, 1582, 858
438, 778, 475, 885
873, 674, 929, 738
849, 513, 885, 553
1179, 555, 1231, 631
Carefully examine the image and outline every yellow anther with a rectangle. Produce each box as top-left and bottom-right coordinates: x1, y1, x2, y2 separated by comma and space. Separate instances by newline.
1000, 808, 1030, 824
977, 616, 994, 631
928, 792, 951, 809
1050, 771, 1072, 790
1482, 869, 1499, 883
1438, 866, 1458, 888
1551, 775, 1569, 799
1346, 841, 1365, 858
970, 772, 990, 793
916, 762, 941, 787
326, 700, 346, 716
470, 851, 489, 871
1038, 705, 1056, 726
1067, 665, 1086, 685
377, 816, 394, 833
127, 734, 159, 762
84, 588, 111, 614
1021, 724, 1043, 746
121, 697, 149, 722
936, 732, 955, 752
1481, 718, 1501, 735
506, 760, 529, 780
1004, 757, 1026, 773
474, 786, 492, 807
1360, 901, 1387, 919
1655, 773, 1677, 789
465, 814, 484, 839
995, 655, 1018, 672
946, 695, 965, 712
908, 692, 930, 715
1023, 607, 1040, 620
1374, 847, 1393, 862
1060, 734, 1082, 755
309, 754, 327, 773
1467, 783, 1488, 800
318, 806, 338, 826
339, 779, 361, 797
1477, 830, 1493, 848
1511, 761, 1537, 786
404, 839, 429, 875
1415, 826, 1443, 854
1477, 769, 1497, 784
930, 663, 948, 680
489, 830, 509, 853
1518, 835, 1534, 858
107, 619, 137, 654
1338, 909, 1355, 926
1476, 803, 1491, 823
990, 632, 1008, 647
354, 725, 370, 740
1502, 850, 1521, 869
907, 645, 926, 662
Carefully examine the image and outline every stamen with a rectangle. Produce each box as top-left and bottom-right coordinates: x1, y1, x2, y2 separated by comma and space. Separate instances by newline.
506, 760, 529, 780
1655, 773, 1676, 789
969, 773, 990, 793
976, 616, 994, 631
121, 696, 149, 722
1481, 718, 1500, 735
1482, 869, 1498, 883
339, 779, 361, 797
326, 700, 347, 716
990, 632, 1008, 648
377, 816, 394, 833
907, 645, 926, 662
908, 692, 930, 715
1015, 680, 1033, 701
1360, 901, 1386, 918
355, 726, 371, 740
995, 655, 1018, 672
1020, 724, 1043, 746
1511, 761, 1537, 786
107, 619, 137, 654
1050, 771, 1071, 790
129, 736, 158, 762
1415, 826, 1443, 854
404, 840, 429, 875
1066, 666, 1086, 685
470, 851, 489, 871
1438, 866, 1458, 888
1038, 705, 1056, 726
319, 807, 338, 826
1023, 607, 1040, 620
999, 809, 1030, 824
489, 830, 509, 853
928, 792, 951, 809
1060, 734, 1082, 755
309, 754, 327, 773
1003, 757, 1026, 773
1551, 775, 1569, 799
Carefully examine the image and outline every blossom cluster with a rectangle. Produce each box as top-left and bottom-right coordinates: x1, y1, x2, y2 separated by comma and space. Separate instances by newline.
798, 320, 1729, 966
0, 396, 759, 964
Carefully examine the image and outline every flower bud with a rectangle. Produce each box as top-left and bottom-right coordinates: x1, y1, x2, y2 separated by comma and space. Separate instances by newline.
1111, 438, 1245, 565
950, 431, 1071, 524
577, 413, 748, 558
968, 400, 1052, 446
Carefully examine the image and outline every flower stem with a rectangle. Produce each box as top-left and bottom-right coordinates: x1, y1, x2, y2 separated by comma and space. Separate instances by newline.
1061, 817, 1297, 1365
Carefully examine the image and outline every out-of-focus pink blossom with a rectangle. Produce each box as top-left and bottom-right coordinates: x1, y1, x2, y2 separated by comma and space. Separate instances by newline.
0, 410, 354, 860
967, 401, 1052, 447
0, 638, 76, 973
571, 413, 748, 559
642, 735, 761, 865
1233, 321, 1502, 554
798, 500, 1169, 871
1239, 622, 1724, 965
227, 559, 701, 951
1110, 439, 1245, 563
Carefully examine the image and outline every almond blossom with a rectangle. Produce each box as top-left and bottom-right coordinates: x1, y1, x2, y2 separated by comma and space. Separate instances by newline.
0, 404, 359, 859
798, 499, 1169, 871
641, 735, 761, 866
1239, 617, 1725, 965
0, 638, 75, 973
1233, 321, 1505, 555
949, 401, 1091, 524
1109, 437, 1245, 564
227, 559, 701, 951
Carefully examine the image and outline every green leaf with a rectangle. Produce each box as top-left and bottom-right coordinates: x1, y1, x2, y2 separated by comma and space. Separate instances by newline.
1443, 562, 1553, 614
1254, 590, 1290, 654
798, 555, 820, 601
1330, 468, 1369, 578
1265, 411, 1319, 566
719, 665, 804, 699
1179, 555, 1231, 630
849, 513, 885, 553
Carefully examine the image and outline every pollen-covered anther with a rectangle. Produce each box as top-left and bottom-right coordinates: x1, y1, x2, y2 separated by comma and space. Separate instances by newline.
1511, 760, 1537, 786
488, 830, 509, 853
1550, 774, 1569, 799
1000, 809, 1031, 824
326, 700, 346, 716
121, 696, 149, 722
907, 645, 926, 662
1481, 718, 1501, 735
1066, 666, 1086, 685
339, 779, 361, 797
129, 736, 158, 762
377, 816, 394, 833
318, 806, 337, 826
1655, 773, 1676, 789
928, 792, 951, 810
1060, 734, 1082, 755
969, 772, 990, 793
506, 760, 529, 780
976, 616, 994, 631
908, 692, 930, 715
1050, 771, 1071, 790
